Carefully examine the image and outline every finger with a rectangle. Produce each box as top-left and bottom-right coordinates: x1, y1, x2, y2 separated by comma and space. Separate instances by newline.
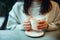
40, 26, 48, 29
39, 24, 48, 27
24, 26, 31, 29
37, 23, 45, 27
37, 26, 43, 30
24, 26, 32, 31
23, 24, 31, 27
24, 20, 30, 23
38, 20, 45, 24
37, 25, 48, 30
37, 26, 45, 29
23, 22, 31, 25
37, 24, 46, 28
38, 21, 48, 25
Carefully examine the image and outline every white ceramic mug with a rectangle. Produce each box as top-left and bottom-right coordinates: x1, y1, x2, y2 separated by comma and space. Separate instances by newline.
30, 18, 38, 30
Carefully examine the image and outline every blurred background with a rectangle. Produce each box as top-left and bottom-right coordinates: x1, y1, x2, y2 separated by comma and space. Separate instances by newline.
0, 0, 23, 17
0, 0, 24, 30
0, 0, 60, 30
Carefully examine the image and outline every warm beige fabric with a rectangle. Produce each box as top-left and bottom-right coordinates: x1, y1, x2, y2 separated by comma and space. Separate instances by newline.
47, 1, 60, 30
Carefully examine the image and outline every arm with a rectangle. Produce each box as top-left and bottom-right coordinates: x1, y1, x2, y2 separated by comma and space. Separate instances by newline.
47, 3, 60, 31
6, 2, 24, 30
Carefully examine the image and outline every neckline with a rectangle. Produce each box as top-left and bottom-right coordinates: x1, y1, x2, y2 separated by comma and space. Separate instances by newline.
32, 2, 41, 5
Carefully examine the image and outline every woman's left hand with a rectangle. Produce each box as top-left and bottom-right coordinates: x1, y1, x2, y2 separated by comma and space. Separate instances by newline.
37, 20, 49, 30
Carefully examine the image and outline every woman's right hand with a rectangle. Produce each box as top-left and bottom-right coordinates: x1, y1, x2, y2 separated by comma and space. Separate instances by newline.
23, 20, 32, 31
23, 16, 32, 31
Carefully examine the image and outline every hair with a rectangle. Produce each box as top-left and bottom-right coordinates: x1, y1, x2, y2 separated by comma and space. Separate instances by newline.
23, 0, 52, 15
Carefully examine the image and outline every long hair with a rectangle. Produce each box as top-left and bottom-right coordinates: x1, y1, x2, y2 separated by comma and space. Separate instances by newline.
23, 0, 52, 15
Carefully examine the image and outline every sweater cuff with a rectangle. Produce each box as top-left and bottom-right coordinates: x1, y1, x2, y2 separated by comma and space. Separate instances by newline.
47, 23, 58, 30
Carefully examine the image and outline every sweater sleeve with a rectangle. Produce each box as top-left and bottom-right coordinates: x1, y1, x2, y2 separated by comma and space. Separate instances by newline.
6, 2, 24, 30
47, 2, 60, 31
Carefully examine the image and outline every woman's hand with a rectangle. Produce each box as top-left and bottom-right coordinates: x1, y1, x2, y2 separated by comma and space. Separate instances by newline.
37, 20, 49, 30
23, 17, 32, 31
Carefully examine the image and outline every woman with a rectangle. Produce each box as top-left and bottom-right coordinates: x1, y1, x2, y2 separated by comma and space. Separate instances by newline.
6, 0, 60, 31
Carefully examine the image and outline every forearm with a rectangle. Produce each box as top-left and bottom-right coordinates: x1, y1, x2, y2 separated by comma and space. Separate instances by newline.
6, 23, 24, 30
47, 23, 58, 31
14, 24, 24, 30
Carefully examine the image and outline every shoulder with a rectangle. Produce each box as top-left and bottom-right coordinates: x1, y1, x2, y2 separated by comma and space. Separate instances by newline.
9, 2, 24, 17
50, 1, 59, 7
10, 2, 24, 13
14, 2, 24, 6
50, 1, 60, 16
12, 2, 24, 9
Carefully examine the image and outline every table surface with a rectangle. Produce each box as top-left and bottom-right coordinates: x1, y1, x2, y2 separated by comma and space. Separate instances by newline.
0, 17, 5, 27
0, 30, 60, 40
